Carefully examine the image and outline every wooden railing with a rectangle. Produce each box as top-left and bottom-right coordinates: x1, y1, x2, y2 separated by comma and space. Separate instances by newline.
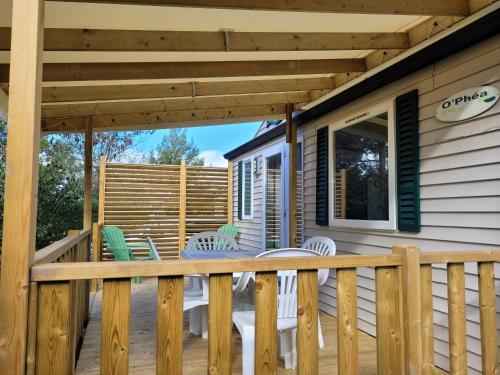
27, 229, 92, 375
28, 245, 499, 375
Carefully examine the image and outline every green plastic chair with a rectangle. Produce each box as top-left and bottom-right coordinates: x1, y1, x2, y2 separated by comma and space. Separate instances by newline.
217, 224, 238, 250
102, 226, 161, 283
217, 224, 238, 238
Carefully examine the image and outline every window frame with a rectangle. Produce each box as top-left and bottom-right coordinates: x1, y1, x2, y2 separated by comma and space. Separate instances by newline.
241, 158, 253, 220
328, 101, 397, 230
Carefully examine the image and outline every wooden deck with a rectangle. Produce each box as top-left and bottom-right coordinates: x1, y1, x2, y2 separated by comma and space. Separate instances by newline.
76, 278, 439, 374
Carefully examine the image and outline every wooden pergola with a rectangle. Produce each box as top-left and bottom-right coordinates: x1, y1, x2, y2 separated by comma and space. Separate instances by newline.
0, 0, 497, 373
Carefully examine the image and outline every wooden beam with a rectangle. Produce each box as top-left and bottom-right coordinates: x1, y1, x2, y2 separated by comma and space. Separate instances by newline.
42, 103, 288, 132
0, 27, 410, 51
0, 59, 366, 83
285, 103, 297, 247
41, 77, 336, 103
83, 117, 93, 229
41, 91, 311, 118
0, 0, 44, 373
51, 0, 470, 16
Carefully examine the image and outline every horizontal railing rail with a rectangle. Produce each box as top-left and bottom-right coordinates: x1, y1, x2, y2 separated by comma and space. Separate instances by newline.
30, 253, 402, 281
28, 246, 500, 375
34, 229, 92, 264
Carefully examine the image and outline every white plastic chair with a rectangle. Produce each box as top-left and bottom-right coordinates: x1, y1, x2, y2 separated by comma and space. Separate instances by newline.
303, 236, 336, 256
232, 248, 328, 375
185, 231, 239, 337
185, 231, 239, 251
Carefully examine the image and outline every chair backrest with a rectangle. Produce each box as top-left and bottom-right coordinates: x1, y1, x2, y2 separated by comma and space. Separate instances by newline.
102, 226, 133, 260
234, 248, 327, 318
218, 224, 238, 238
185, 231, 239, 251
303, 236, 336, 256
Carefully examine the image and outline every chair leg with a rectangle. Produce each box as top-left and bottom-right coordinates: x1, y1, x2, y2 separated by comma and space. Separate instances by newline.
189, 307, 202, 336
134, 276, 141, 284
318, 315, 324, 349
281, 330, 295, 370
241, 326, 255, 375
201, 305, 208, 339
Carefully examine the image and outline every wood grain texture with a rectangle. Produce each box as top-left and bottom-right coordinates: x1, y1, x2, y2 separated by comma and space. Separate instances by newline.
31, 254, 403, 281
41, 78, 335, 103
392, 245, 422, 375
375, 266, 403, 375
0, 59, 366, 83
101, 279, 131, 375
254, 271, 277, 375
26, 282, 39, 375
420, 264, 435, 375
0, 1, 44, 373
297, 269, 318, 375
157, 276, 184, 374
336, 268, 358, 375
49, 0, 470, 16
447, 263, 467, 375
478, 262, 498, 375
35, 281, 72, 375
208, 273, 233, 375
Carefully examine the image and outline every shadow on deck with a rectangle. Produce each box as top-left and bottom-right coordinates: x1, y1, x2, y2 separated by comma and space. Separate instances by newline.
75, 278, 434, 374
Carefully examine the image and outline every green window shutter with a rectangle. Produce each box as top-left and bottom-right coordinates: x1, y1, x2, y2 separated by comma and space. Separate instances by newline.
237, 160, 243, 220
243, 161, 252, 216
395, 90, 421, 232
316, 127, 329, 226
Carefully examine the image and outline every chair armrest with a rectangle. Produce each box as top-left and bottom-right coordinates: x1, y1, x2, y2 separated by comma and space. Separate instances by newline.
128, 242, 151, 248
147, 236, 162, 260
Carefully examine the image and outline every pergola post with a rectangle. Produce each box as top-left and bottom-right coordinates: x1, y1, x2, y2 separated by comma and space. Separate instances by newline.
83, 117, 93, 229
285, 103, 297, 247
0, 0, 45, 373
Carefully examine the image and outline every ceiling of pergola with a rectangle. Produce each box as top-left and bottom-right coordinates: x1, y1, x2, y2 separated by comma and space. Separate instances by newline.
0, 0, 496, 133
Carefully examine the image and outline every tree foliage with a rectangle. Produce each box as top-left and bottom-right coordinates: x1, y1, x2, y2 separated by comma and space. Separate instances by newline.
149, 129, 204, 166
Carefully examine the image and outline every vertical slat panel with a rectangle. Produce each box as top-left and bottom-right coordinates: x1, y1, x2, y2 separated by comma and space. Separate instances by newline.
26, 282, 39, 375
447, 263, 467, 375
478, 262, 498, 375
208, 274, 233, 374
297, 269, 318, 375
255, 271, 277, 375
420, 264, 435, 375
101, 279, 131, 375
336, 268, 358, 375
375, 266, 403, 375
179, 159, 187, 250
157, 276, 184, 375
36, 281, 72, 375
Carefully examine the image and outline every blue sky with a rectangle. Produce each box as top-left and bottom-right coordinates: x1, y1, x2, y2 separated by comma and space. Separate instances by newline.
132, 121, 261, 166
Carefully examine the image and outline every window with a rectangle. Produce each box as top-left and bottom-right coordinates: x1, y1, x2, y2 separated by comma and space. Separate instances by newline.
330, 102, 396, 230
242, 159, 253, 219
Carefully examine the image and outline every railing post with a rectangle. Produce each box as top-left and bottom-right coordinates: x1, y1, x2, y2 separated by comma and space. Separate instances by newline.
178, 159, 187, 252
83, 117, 93, 230
392, 244, 423, 375
91, 223, 102, 292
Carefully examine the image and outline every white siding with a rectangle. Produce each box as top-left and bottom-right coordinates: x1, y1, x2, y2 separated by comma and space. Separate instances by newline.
300, 35, 500, 374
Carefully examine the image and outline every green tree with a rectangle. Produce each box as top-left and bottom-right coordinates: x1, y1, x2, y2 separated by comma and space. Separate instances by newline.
149, 129, 204, 166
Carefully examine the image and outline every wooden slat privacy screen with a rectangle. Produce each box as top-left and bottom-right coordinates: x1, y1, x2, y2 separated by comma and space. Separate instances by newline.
100, 161, 230, 260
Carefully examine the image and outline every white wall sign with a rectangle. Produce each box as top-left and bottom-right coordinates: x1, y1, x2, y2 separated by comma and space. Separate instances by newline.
435, 86, 499, 122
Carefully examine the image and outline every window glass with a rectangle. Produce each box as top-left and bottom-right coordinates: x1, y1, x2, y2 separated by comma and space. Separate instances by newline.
334, 112, 389, 221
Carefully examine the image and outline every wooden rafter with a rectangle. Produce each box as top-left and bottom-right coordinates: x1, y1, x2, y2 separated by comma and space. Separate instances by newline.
0, 28, 410, 51
51, 0, 470, 16
42, 103, 289, 132
41, 91, 312, 117
0, 59, 366, 82
41, 77, 335, 103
